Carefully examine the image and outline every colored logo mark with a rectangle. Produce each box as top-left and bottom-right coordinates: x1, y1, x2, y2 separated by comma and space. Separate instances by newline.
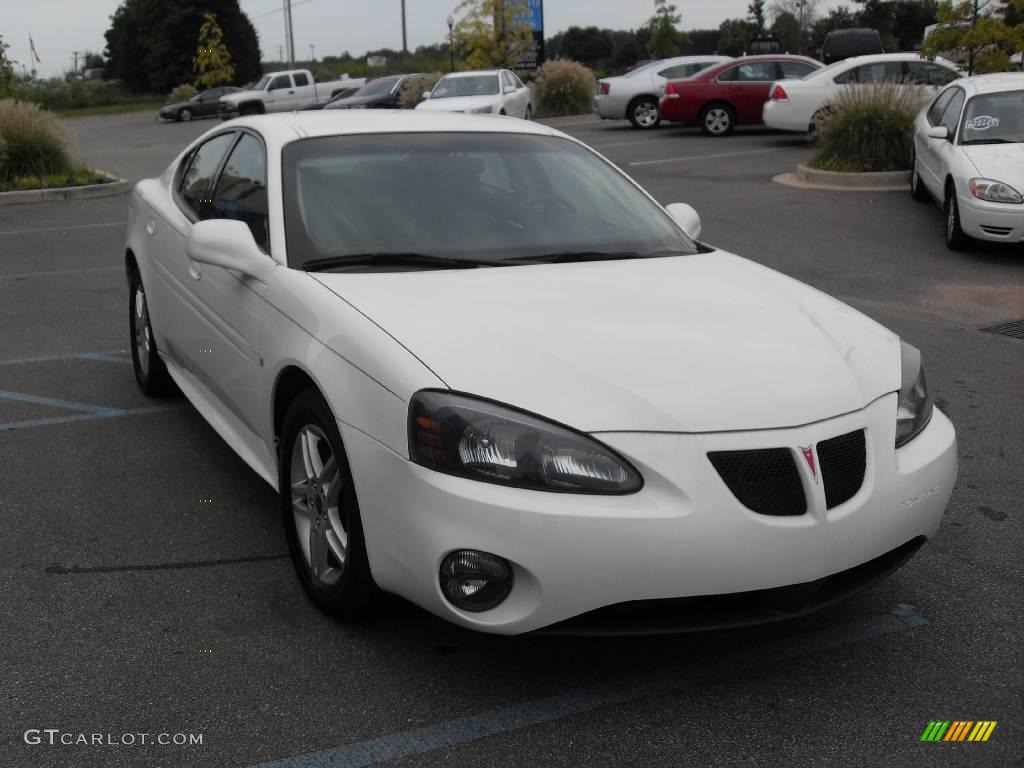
920, 721, 997, 742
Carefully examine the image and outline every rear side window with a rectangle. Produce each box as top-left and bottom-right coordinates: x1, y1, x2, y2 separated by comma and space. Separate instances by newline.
906, 62, 958, 86
293, 72, 310, 87
179, 133, 236, 219
212, 134, 269, 250
779, 61, 817, 78
733, 62, 778, 81
659, 64, 698, 79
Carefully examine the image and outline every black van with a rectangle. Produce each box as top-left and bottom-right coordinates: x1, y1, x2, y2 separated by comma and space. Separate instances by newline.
821, 28, 884, 64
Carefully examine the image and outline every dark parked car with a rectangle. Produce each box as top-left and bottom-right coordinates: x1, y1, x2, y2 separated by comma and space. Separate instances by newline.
323, 74, 425, 110
304, 86, 364, 110
748, 36, 782, 55
659, 55, 823, 136
159, 87, 242, 122
821, 28, 885, 65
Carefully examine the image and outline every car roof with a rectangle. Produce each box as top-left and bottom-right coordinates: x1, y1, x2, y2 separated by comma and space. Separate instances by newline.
831, 52, 947, 66
441, 70, 502, 78
951, 72, 1024, 96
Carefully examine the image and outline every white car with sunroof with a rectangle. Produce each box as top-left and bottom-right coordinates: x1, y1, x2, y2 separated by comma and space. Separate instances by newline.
911, 73, 1024, 249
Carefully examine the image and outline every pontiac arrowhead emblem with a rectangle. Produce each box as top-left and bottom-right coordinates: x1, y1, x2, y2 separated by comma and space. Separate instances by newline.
800, 445, 818, 483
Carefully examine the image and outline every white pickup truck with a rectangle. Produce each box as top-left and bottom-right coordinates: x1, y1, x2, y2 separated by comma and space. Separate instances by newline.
219, 69, 360, 118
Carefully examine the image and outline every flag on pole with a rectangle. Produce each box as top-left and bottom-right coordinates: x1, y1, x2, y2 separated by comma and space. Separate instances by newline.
29, 33, 41, 63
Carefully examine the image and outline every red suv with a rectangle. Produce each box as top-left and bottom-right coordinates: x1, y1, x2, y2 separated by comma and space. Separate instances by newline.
660, 55, 822, 136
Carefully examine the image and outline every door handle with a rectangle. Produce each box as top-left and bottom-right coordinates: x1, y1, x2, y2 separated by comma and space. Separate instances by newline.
288, 90, 295, 94
145, 218, 156, 236
189, 261, 202, 281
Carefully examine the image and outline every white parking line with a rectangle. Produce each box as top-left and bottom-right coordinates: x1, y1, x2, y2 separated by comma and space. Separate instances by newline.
0, 222, 122, 237
630, 147, 787, 167
0, 266, 122, 279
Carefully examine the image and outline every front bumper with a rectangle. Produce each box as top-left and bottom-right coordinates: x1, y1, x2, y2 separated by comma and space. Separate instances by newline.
343, 396, 957, 634
218, 103, 239, 120
958, 191, 1024, 242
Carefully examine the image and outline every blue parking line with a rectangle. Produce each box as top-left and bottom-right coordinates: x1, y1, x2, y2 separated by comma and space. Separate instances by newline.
246, 610, 927, 768
0, 350, 129, 366
0, 404, 182, 431
0, 390, 124, 415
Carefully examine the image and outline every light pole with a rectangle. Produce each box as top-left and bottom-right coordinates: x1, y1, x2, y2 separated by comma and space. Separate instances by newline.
796, 1, 805, 56
447, 14, 455, 73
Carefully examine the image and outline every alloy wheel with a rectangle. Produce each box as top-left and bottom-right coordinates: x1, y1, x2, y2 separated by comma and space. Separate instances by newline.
633, 100, 659, 128
133, 286, 151, 378
705, 108, 731, 135
290, 425, 347, 586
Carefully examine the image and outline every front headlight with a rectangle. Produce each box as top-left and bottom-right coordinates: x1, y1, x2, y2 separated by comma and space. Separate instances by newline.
467, 105, 493, 114
969, 178, 1023, 204
896, 342, 934, 448
409, 391, 643, 494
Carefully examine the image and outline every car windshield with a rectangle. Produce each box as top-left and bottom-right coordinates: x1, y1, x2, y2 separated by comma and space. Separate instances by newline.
252, 75, 271, 90
282, 132, 698, 269
959, 90, 1024, 144
356, 76, 402, 97
431, 75, 500, 98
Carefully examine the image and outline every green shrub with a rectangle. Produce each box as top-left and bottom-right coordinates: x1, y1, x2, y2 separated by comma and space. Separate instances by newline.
6, 76, 138, 110
399, 72, 443, 109
531, 59, 596, 117
813, 82, 931, 173
0, 99, 73, 182
168, 83, 198, 103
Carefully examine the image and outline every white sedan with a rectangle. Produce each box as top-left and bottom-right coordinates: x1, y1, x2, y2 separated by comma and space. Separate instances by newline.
763, 53, 960, 136
911, 73, 1024, 249
124, 112, 956, 634
594, 55, 732, 129
416, 69, 532, 119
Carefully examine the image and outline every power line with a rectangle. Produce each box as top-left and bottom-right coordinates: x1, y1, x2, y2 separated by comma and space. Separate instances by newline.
252, 0, 317, 19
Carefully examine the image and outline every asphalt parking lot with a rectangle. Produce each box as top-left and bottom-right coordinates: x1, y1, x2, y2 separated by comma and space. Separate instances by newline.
1, 111, 1021, 768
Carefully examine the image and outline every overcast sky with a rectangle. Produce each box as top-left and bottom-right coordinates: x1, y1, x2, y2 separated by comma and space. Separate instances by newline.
13, 0, 850, 78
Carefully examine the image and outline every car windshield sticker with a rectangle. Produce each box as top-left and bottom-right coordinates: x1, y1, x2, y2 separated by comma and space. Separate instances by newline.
967, 115, 1000, 131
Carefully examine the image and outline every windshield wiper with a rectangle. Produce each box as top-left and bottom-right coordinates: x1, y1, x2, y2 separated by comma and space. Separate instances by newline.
962, 138, 1016, 145
302, 252, 492, 272
504, 250, 691, 265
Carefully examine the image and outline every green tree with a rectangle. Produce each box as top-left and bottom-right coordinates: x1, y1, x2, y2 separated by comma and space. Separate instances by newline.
0, 35, 15, 96
922, 0, 1024, 74
717, 18, 759, 55
648, 0, 687, 58
561, 26, 614, 67
771, 11, 802, 53
193, 12, 235, 87
452, 0, 536, 69
749, 0, 768, 33
810, 6, 858, 52
105, 0, 260, 94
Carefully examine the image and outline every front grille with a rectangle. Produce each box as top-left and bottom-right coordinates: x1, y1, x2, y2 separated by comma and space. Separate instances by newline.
818, 429, 867, 509
980, 225, 1013, 237
708, 448, 806, 516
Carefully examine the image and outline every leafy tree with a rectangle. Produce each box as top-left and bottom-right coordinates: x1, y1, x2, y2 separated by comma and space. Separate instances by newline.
770, 0, 823, 24
561, 26, 614, 67
810, 6, 859, 52
922, 0, 1024, 73
105, 0, 260, 94
82, 51, 107, 70
193, 12, 235, 87
717, 18, 759, 55
771, 12, 803, 53
648, 0, 687, 58
452, 0, 536, 69
0, 35, 15, 95
749, 0, 768, 32
891, 0, 940, 50
688, 28, 723, 54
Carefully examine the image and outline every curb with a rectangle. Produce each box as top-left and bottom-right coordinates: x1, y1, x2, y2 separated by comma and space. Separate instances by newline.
788, 163, 910, 190
0, 170, 132, 206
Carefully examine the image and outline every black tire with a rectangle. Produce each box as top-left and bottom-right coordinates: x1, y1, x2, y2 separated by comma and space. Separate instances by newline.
128, 270, 173, 396
910, 152, 929, 202
524, 104, 533, 121
178, 107, 193, 122
499, 109, 506, 116
239, 103, 262, 117
627, 96, 660, 130
700, 103, 735, 137
279, 389, 375, 620
944, 184, 969, 251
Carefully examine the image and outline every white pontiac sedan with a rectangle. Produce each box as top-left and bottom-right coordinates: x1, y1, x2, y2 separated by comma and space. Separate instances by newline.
911, 73, 1024, 249
416, 69, 532, 119
594, 55, 732, 129
125, 112, 957, 635
763, 53, 960, 136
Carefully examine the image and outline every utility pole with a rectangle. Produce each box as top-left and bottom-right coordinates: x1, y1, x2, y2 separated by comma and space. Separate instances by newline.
309, 43, 315, 62
283, 0, 296, 67
72, 50, 79, 74
401, 0, 408, 53
277, 44, 285, 62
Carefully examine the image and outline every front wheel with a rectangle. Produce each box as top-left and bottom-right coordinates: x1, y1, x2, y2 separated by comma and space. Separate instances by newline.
279, 390, 375, 620
129, 270, 173, 395
700, 104, 735, 137
178, 107, 193, 122
627, 97, 660, 129
945, 186, 969, 251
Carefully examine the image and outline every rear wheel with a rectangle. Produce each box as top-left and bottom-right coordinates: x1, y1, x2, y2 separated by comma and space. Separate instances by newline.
178, 107, 193, 122
627, 97, 660, 129
700, 103, 735, 137
945, 184, 969, 251
910, 152, 929, 202
279, 390, 376, 619
129, 270, 173, 395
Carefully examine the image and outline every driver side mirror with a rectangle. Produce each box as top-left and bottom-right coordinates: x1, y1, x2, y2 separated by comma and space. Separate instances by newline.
503, 85, 516, 95
665, 203, 702, 240
186, 219, 275, 282
926, 125, 950, 141
421, 90, 431, 100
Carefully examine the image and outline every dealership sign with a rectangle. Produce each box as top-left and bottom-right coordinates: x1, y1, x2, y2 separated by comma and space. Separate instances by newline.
501, 0, 545, 69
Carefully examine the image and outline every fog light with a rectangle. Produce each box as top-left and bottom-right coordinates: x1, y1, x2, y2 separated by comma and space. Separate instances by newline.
439, 550, 513, 612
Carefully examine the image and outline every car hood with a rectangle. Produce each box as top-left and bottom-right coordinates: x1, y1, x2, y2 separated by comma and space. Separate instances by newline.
417, 95, 500, 112
160, 100, 191, 111
961, 143, 1024, 184
311, 253, 900, 433
221, 90, 255, 104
